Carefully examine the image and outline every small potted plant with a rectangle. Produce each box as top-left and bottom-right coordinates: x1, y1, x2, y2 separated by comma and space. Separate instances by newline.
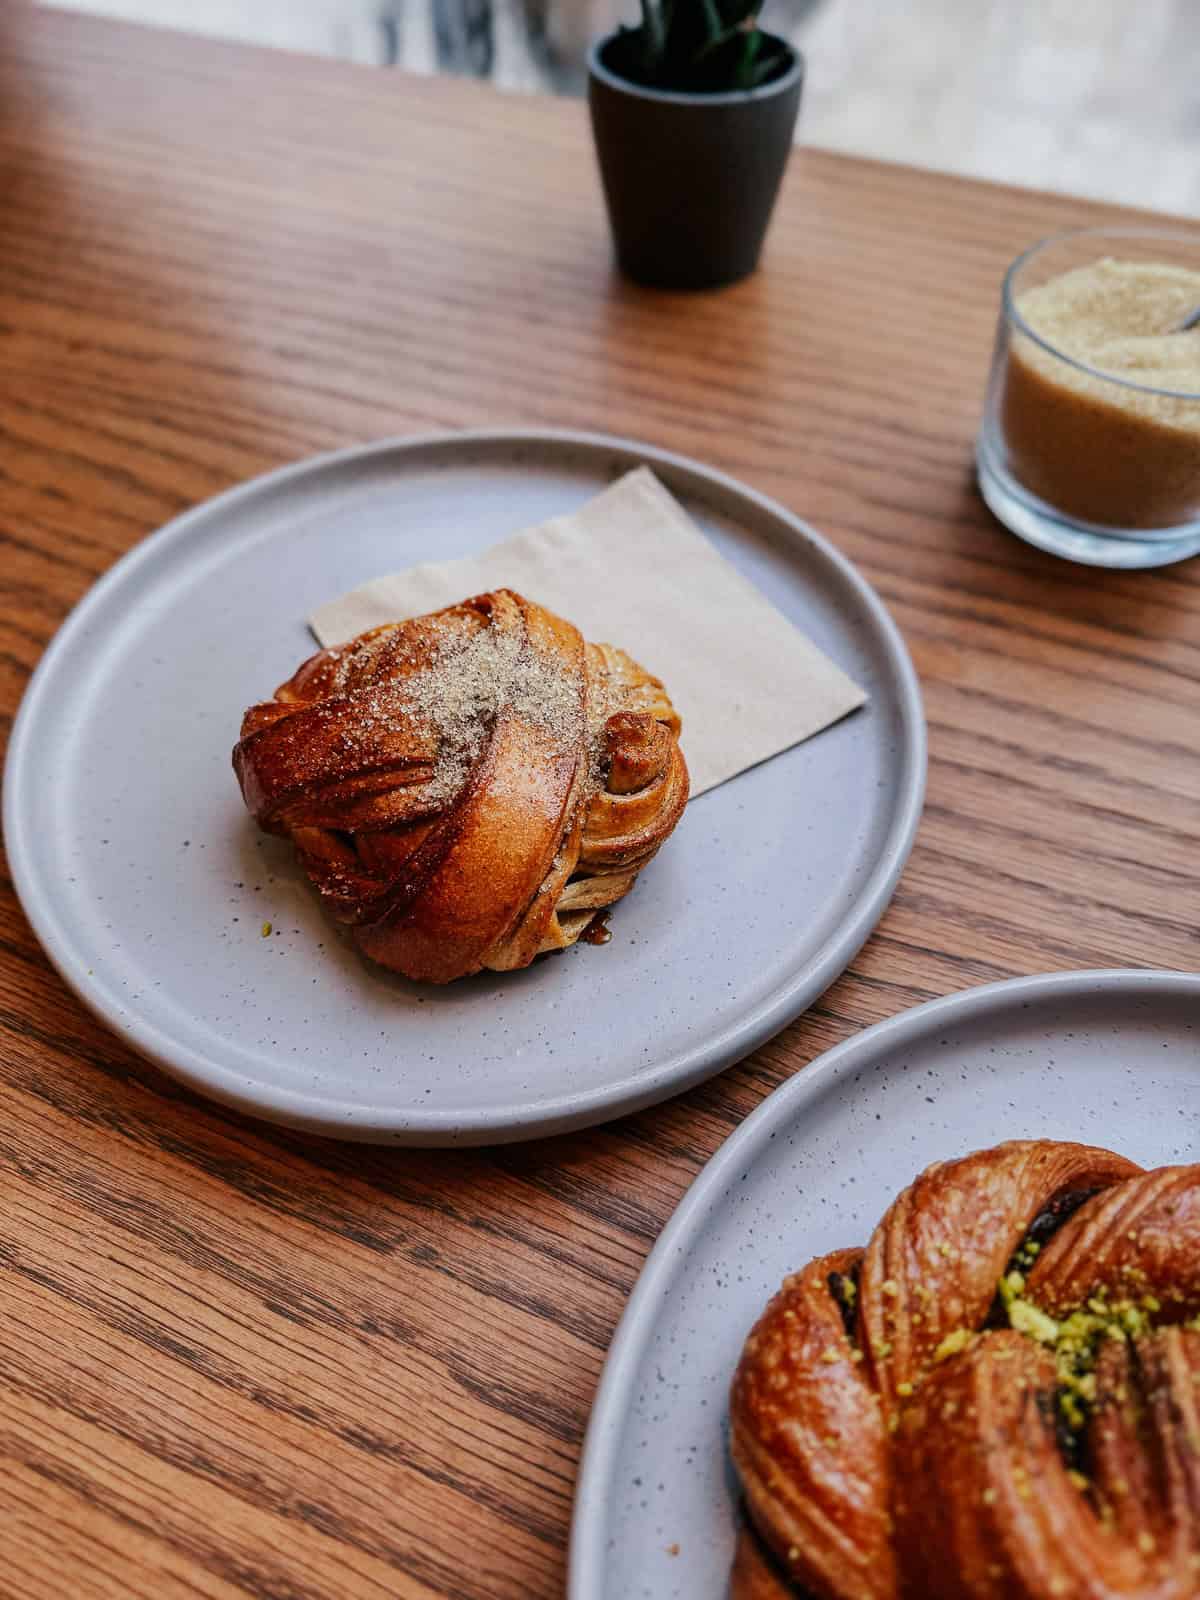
588, 0, 804, 289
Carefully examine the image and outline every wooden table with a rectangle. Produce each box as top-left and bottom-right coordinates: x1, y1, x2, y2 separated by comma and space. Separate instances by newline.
1, 10, 1197, 1599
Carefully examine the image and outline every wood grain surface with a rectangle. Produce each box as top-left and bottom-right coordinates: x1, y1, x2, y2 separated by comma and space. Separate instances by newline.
1, 9, 1197, 1599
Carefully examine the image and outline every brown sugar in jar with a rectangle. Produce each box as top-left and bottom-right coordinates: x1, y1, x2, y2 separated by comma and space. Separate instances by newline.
1000, 258, 1200, 530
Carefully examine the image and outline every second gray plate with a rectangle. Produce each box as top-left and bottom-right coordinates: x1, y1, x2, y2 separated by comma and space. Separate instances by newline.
569, 969, 1200, 1599
4, 430, 924, 1143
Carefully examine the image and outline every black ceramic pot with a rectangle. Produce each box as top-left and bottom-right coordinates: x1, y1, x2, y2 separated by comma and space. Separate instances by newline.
587, 30, 804, 290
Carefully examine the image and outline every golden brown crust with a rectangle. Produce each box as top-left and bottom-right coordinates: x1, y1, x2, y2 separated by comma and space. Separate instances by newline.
858, 1141, 1141, 1409
1026, 1166, 1200, 1319
730, 1249, 896, 1600
730, 1140, 1200, 1600
730, 1524, 797, 1600
892, 1325, 1200, 1599
232, 589, 688, 982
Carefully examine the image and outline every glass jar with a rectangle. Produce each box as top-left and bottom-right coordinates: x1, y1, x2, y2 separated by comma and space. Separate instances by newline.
976, 227, 1200, 568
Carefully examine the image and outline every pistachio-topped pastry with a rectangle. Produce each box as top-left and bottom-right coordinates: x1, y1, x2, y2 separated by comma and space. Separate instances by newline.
728, 1140, 1200, 1599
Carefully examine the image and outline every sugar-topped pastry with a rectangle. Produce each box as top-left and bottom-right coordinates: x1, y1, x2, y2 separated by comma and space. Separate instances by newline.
233, 589, 688, 983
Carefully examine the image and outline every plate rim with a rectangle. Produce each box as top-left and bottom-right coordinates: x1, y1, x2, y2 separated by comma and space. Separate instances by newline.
568, 965, 1200, 1597
3, 427, 926, 1143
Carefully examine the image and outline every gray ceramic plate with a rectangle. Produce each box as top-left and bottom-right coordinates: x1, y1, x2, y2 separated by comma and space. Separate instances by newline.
3, 430, 924, 1144
569, 968, 1200, 1598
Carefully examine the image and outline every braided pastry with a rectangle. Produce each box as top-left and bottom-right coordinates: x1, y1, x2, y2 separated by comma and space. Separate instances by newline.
233, 589, 688, 983
730, 1139, 1200, 1600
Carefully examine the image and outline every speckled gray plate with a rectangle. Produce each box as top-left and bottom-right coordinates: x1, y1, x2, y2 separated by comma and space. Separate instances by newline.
3, 429, 923, 1144
569, 969, 1200, 1598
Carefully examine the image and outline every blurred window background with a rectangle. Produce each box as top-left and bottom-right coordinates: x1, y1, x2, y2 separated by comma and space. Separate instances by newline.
42, 0, 1200, 216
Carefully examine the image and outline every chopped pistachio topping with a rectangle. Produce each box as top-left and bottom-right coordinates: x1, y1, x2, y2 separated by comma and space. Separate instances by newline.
1011, 1237, 1042, 1274
1008, 1299, 1060, 1345
1000, 1273, 1170, 1435
933, 1327, 972, 1363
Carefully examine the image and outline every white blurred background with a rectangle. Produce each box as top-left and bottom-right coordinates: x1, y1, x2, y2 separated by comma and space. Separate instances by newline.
42, 0, 1200, 216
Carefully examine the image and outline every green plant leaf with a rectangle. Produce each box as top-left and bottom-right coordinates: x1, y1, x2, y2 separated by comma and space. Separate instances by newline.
747, 53, 784, 85
660, 0, 719, 72
697, 0, 727, 50
638, 0, 666, 67
620, 0, 787, 90
692, 19, 747, 63
715, 0, 760, 28
731, 28, 762, 88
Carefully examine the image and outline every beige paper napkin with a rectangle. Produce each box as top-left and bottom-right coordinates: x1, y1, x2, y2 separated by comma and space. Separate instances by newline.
309, 468, 866, 797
